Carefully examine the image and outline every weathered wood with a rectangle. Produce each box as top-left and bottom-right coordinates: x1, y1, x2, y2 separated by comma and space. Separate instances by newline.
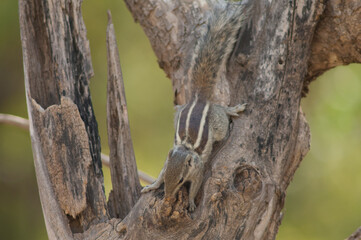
304, 0, 361, 94
106, 11, 141, 219
18, 0, 361, 239
19, 0, 107, 237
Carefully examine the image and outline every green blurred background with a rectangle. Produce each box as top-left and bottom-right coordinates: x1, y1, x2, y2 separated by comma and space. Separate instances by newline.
0, 1, 360, 239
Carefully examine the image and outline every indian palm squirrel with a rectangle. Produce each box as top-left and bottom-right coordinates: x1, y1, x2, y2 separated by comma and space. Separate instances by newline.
141, 4, 247, 212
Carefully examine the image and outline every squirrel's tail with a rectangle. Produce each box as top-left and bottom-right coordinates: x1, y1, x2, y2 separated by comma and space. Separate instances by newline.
189, 4, 246, 101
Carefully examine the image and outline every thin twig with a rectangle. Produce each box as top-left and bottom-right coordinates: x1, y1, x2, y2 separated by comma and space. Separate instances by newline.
0, 113, 155, 184
101, 153, 154, 184
0, 113, 30, 130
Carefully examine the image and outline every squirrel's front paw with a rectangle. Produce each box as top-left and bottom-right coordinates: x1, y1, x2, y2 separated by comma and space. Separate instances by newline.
141, 185, 157, 193
235, 103, 247, 112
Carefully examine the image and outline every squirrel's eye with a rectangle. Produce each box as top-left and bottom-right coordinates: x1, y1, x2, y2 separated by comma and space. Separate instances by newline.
187, 159, 192, 167
179, 177, 184, 184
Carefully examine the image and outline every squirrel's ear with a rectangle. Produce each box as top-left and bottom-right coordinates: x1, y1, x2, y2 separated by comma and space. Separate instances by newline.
168, 149, 174, 158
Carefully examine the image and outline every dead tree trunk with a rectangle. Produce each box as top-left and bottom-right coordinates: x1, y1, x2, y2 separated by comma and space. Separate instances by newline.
19, 0, 361, 239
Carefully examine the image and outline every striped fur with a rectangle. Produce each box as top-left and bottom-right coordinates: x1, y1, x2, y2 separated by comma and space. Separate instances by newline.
175, 98, 211, 155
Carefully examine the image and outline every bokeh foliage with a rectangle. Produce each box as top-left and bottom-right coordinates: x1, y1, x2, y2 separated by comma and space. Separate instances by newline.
0, 0, 359, 239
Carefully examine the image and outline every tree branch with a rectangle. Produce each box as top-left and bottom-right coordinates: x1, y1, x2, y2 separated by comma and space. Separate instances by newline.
304, 0, 361, 94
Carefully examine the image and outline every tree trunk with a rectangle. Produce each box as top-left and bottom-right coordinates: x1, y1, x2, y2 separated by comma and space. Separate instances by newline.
18, 0, 361, 239
19, 0, 107, 237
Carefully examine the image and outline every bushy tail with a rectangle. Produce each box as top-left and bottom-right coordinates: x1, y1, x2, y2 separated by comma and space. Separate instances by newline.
189, 4, 246, 101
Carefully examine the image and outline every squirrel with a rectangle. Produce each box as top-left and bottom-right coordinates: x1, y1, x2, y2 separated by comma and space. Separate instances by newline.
141, 4, 247, 212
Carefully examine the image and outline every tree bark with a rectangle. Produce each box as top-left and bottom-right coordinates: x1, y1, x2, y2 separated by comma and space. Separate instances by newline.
18, 0, 361, 239
304, 0, 361, 95
19, 0, 107, 237
106, 11, 142, 219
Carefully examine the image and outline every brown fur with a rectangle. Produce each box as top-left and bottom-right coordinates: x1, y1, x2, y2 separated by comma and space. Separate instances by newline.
141, 5, 248, 212
188, 4, 246, 101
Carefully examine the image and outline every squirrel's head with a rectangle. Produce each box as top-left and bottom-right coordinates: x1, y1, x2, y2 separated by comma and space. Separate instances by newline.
164, 145, 202, 198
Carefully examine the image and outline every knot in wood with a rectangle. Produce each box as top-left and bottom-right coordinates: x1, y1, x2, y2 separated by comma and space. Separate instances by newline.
233, 166, 263, 200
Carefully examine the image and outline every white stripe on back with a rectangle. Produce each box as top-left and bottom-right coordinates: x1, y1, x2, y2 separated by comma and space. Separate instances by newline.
194, 101, 210, 149
184, 96, 198, 145
175, 106, 183, 145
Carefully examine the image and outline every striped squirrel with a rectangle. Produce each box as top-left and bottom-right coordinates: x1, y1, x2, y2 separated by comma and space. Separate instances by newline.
141, 5, 247, 212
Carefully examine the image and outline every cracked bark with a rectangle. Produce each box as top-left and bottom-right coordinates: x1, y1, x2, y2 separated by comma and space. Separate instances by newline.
19, 0, 360, 239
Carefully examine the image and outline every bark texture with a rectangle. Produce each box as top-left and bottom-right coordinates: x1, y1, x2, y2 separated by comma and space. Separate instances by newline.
106, 11, 142, 219
304, 0, 361, 94
18, 0, 360, 239
19, 0, 107, 237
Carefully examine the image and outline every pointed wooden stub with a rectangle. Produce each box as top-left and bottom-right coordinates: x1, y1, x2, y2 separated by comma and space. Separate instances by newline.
106, 10, 141, 219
